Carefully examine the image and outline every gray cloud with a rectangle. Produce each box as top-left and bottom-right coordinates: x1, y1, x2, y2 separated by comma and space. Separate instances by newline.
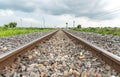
39, 0, 111, 20
0, 0, 35, 12
0, 0, 112, 20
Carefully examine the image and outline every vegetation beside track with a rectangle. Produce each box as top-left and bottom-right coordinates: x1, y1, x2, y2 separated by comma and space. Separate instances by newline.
70, 27, 120, 36
0, 27, 54, 37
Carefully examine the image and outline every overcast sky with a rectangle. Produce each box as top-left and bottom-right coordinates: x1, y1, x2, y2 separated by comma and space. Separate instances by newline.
0, 0, 120, 28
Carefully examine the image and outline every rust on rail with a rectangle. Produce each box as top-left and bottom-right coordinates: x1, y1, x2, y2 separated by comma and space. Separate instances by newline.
0, 30, 120, 73
63, 30, 120, 73
0, 30, 58, 70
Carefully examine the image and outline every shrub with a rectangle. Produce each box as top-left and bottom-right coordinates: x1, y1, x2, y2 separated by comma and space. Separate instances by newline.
77, 24, 81, 28
9, 22, 17, 28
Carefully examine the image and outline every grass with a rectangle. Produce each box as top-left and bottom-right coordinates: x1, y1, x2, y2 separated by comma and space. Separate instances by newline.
0, 27, 54, 37
70, 27, 120, 36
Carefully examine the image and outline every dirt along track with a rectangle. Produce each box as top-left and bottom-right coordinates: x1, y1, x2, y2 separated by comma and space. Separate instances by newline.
0, 30, 120, 77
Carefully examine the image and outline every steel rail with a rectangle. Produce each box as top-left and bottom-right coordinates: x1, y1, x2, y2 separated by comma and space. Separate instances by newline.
0, 30, 58, 70
0, 30, 120, 73
63, 30, 120, 73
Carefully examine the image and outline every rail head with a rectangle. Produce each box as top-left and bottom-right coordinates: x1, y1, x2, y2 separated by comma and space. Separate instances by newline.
63, 30, 120, 72
0, 30, 58, 69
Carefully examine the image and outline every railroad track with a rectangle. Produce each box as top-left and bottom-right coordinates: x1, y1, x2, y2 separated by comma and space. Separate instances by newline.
0, 30, 58, 70
0, 30, 120, 76
63, 30, 120, 72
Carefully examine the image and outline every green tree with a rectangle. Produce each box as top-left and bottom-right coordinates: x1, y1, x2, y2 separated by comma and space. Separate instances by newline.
77, 24, 81, 28
4, 24, 9, 28
9, 22, 17, 28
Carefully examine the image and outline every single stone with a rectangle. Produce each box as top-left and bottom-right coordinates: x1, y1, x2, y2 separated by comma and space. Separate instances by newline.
88, 68, 96, 77
77, 61, 82, 67
37, 59, 41, 61
32, 53, 36, 57
81, 70, 88, 77
11, 64, 17, 69
85, 62, 91, 68
112, 70, 117, 75
15, 57, 21, 63
92, 62, 101, 66
111, 75, 116, 77
43, 61, 49, 66
51, 72, 59, 77
105, 65, 111, 70
46, 66, 52, 69
2, 47, 7, 51
27, 64, 37, 71
80, 52, 83, 56
22, 75, 27, 77
36, 64, 43, 67
61, 56, 66, 61
51, 63, 57, 69
13, 72, 17, 77
27, 67, 34, 71
55, 58, 60, 62
64, 55, 68, 59
93, 73, 97, 77
38, 66, 46, 72
78, 56, 86, 60
41, 72, 46, 77
69, 69, 73, 75
70, 63, 75, 69
35, 51, 38, 54
0, 75, 2, 77
96, 73, 102, 77
29, 63, 37, 67
62, 61, 66, 67
72, 70, 80, 76
28, 55, 33, 59
21, 65, 26, 71
106, 71, 111, 77
50, 53, 54, 59
95, 68, 100, 75
89, 68, 95, 74
64, 71, 69, 77
30, 72, 38, 77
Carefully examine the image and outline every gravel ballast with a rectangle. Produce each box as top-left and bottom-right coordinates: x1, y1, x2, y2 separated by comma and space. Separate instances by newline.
0, 30, 54, 54
0, 30, 119, 77
67, 30, 120, 57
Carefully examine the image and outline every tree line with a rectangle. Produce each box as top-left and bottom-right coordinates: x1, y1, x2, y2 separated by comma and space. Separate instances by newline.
4, 22, 17, 28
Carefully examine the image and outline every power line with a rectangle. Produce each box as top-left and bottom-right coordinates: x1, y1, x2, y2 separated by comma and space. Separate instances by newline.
93, 7, 120, 19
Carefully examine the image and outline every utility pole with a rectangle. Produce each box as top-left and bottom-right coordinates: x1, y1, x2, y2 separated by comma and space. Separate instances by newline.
20, 18, 22, 26
73, 20, 75, 28
66, 22, 68, 29
43, 17, 45, 28
54, 25, 56, 28
31, 22, 32, 27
